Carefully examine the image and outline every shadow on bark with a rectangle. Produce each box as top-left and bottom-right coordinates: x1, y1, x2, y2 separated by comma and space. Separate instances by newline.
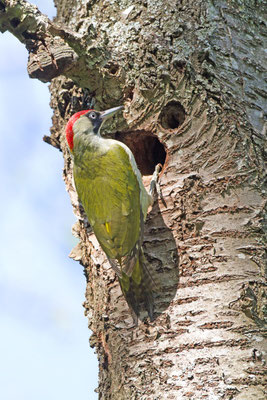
142, 196, 179, 322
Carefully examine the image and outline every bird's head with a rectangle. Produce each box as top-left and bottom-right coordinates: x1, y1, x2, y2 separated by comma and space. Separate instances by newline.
65, 106, 123, 152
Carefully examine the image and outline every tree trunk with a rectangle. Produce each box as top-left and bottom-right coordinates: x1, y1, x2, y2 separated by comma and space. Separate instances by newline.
1, 0, 266, 398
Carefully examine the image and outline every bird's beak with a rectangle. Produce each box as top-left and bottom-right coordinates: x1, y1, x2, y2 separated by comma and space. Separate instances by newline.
100, 106, 123, 122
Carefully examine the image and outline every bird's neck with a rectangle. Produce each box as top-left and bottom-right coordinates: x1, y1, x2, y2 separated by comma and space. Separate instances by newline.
76, 128, 101, 146
73, 129, 108, 164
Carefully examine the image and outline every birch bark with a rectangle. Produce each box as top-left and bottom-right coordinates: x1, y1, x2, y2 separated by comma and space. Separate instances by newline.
1, 0, 266, 398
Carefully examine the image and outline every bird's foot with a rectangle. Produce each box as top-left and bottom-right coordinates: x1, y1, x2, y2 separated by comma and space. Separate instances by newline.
149, 163, 162, 201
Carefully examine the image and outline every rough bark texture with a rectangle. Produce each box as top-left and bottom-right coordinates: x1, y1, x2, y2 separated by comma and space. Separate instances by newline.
1, 0, 266, 399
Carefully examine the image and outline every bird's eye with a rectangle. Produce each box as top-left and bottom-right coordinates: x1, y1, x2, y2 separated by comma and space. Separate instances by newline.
90, 112, 96, 119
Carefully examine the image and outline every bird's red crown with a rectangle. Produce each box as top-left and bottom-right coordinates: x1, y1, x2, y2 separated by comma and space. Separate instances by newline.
65, 110, 91, 151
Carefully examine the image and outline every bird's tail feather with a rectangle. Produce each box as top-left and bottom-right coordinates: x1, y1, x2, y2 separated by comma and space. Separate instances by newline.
118, 248, 158, 322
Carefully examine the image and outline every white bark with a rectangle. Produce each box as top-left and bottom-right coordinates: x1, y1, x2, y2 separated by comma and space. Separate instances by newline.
1, 0, 266, 398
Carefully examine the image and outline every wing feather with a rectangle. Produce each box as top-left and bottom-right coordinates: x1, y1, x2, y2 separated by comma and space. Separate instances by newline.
74, 142, 141, 265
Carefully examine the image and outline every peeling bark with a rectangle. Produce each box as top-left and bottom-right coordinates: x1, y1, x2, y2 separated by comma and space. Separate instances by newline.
1, 0, 266, 398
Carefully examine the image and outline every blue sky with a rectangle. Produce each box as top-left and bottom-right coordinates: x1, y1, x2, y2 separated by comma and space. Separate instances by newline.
0, 1, 98, 399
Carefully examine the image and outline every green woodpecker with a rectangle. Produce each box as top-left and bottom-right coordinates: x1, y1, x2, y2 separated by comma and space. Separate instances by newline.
66, 106, 158, 320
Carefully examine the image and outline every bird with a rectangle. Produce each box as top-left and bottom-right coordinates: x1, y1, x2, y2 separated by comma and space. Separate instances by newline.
65, 106, 160, 321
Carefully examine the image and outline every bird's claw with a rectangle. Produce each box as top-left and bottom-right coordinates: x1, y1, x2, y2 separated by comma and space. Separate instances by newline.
150, 163, 163, 201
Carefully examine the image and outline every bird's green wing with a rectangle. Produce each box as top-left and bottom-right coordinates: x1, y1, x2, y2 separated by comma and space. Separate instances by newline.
74, 142, 141, 262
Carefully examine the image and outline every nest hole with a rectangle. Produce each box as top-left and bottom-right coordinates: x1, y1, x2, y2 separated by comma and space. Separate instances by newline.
115, 131, 166, 176
159, 100, 185, 130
